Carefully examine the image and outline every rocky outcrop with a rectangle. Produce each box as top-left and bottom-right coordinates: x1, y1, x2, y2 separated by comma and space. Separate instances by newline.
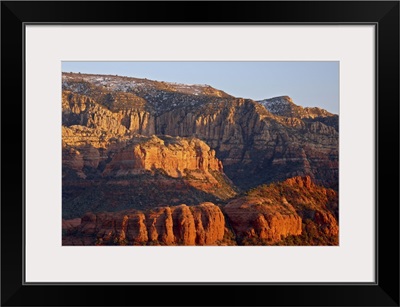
102, 135, 238, 199
62, 203, 225, 246
224, 197, 302, 244
62, 73, 339, 190
154, 99, 338, 189
282, 176, 339, 238
103, 135, 222, 178
62, 91, 155, 136
224, 176, 338, 245
62, 135, 237, 218
258, 96, 334, 119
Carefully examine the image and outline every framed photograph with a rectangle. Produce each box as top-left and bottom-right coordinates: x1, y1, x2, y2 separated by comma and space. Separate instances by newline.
1, 1, 399, 306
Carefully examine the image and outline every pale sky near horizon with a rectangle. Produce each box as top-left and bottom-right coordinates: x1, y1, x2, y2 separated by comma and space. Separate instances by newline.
62, 61, 339, 114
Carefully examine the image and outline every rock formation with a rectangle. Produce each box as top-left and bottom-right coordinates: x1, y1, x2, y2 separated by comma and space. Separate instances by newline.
62, 202, 226, 246
258, 95, 335, 119
63, 176, 339, 246
224, 176, 338, 245
102, 135, 222, 178
62, 134, 237, 219
224, 197, 302, 244
61, 72, 339, 246
62, 73, 339, 190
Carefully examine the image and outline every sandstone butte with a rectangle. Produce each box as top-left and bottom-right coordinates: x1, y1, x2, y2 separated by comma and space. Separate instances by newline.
224, 175, 338, 245
62, 134, 238, 219
102, 135, 222, 181
63, 132, 224, 179
62, 202, 226, 246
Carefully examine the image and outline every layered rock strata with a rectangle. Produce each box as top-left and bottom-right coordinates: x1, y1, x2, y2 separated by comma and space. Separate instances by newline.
62, 135, 237, 218
62, 202, 225, 246
62, 73, 339, 190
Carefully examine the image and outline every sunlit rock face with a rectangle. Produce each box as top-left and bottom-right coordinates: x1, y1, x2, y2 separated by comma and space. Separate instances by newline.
62, 131, 238, 219
62, 202, 226, 246
62, 73, 338, 246
62, 176, 339, 246
102, 135, 223, 178
62, 73, 338, 191
224, 176, 338, 245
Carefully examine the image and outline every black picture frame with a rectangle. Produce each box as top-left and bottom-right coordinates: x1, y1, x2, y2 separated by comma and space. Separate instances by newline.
1, 1, 399, 306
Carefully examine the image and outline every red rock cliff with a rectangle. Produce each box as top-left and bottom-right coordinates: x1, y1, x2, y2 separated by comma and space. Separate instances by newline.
103, 135, 222, 178
224, 176, 338, 245
63, 202, 226, 246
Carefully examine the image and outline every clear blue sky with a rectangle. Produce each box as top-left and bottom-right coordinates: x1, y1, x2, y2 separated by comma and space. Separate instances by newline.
62, 61, 339, 114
